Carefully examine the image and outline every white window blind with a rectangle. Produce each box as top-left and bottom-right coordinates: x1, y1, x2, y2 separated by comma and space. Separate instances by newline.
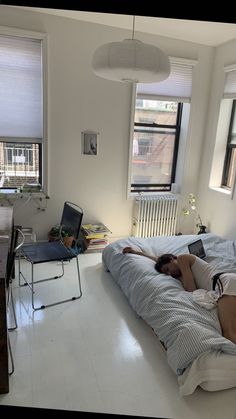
0, 35, 42, 140
224, 65, 236, 99
136, 58, 196, 103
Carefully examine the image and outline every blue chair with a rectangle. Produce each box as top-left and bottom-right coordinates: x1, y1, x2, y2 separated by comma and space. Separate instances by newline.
18, 201, 83, 311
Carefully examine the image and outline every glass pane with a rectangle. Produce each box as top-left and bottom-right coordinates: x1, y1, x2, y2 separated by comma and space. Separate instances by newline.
135, 100, 178, 125
226, 148, 236, 188
230, 134, 236, 145
131, 128, 176, 187
231, 106, 236, 137
0, 142, 41, 189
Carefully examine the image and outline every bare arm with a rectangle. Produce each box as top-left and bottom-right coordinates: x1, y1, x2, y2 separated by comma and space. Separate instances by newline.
122, 246, 158, 262
177, 254, 197, 292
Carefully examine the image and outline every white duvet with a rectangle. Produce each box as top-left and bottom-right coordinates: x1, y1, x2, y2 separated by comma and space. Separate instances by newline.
102, 233, 236, 395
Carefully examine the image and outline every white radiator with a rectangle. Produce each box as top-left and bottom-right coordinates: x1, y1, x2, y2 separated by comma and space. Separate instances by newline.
132, 195, 179, 238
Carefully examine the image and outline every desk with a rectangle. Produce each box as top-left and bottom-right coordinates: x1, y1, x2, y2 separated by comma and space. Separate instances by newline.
0, 206, 13, 394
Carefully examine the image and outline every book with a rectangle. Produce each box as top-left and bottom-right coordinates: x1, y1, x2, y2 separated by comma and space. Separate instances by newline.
81, 223, 111, 239
89, 238, 108, 244
85, 240, 109, 253
82, 223, 111, 233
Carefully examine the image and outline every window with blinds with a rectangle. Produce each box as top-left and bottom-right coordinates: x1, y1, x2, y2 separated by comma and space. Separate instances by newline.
128, 58, 195, 194
136, 59, 194, 103
221, 66, 236, 190
0, 33, 44, 191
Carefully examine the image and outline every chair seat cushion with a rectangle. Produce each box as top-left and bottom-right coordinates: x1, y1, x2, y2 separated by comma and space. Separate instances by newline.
21, 241, 75, 264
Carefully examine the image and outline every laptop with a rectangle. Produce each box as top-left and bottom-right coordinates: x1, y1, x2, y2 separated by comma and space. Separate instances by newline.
188, 239, 206, 259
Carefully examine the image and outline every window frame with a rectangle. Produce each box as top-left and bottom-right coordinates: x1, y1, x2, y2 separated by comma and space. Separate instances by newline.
221, 99, 236, 189
0, 26, 48, 195
129, 96, 183, 195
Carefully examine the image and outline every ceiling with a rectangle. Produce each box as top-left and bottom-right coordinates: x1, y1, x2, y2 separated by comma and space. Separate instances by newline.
6, 6, 236, 47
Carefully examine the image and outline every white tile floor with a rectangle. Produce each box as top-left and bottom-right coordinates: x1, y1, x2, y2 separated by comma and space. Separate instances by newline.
1, 252, 236, 418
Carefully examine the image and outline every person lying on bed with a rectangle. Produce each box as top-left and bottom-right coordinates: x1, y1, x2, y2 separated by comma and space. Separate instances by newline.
122, 246, 236, 345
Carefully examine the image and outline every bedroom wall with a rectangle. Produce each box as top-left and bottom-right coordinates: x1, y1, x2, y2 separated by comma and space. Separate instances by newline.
197, 38, 236, 240
0, 6, 214, 239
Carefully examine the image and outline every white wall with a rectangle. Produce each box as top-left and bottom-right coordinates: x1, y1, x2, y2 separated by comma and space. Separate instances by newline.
197, 38, 236, 239
0, 6, 214, 239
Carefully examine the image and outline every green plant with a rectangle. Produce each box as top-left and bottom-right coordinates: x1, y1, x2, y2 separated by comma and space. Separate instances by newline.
183, 193, 204, 229
48, 224, 74, 239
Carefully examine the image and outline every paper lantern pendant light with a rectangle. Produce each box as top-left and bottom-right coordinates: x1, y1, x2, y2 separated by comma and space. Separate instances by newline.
92, 16, 170, 83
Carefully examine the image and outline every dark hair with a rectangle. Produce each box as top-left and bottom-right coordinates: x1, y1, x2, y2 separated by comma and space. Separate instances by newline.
155, 253, 177, 273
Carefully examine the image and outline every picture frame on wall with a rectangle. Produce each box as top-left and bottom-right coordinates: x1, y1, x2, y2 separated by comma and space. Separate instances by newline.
82, 131, 99, 155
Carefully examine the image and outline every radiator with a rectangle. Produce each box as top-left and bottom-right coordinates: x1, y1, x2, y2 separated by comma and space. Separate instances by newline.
132, 195, 179, 238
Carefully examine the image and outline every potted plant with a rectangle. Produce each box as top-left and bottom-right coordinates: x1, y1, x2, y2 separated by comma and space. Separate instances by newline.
48, 224, 75, 247
183, 193, 207, 234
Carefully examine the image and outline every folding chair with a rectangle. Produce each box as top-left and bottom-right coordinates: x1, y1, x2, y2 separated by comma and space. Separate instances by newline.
6, 226, 25, 375
18, 201, 83, 311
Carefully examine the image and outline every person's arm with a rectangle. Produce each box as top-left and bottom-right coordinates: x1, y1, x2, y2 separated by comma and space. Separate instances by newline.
177, 254, 197, 292
122, 246, 158, 262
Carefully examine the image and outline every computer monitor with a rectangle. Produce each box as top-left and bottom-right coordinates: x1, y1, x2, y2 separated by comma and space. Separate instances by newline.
60, 202, 83, 239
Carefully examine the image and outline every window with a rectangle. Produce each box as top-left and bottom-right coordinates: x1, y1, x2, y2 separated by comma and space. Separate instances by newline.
0, 32, 45, 191
221, 100, 236, 189
131, 99, 182, 193
128, 58, 195, 195
210, 65, 236, 194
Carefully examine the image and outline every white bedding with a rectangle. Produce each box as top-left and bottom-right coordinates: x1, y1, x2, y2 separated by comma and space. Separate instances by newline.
178, 350, 236, 395
102, 233, 236, 395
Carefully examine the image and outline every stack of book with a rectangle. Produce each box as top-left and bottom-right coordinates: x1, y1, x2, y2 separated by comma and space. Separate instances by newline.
81, 223, 111, 252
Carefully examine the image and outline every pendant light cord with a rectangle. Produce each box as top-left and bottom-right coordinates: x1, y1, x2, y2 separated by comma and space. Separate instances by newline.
132, 16, 135, 40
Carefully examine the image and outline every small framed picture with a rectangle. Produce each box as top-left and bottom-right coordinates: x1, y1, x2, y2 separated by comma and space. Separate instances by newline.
82, 131, 99, 155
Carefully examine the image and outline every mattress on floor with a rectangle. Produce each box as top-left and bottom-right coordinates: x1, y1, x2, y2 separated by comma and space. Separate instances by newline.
102, 233, 236, 395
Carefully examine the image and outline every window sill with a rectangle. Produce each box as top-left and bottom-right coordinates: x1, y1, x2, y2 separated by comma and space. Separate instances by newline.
0, 190, 49, 199
209, 186, 232, 196
128, 191, 178, 199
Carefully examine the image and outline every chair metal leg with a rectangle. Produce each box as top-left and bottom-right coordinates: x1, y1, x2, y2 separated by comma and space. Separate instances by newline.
31, 256, 82, 311
8, 285, 18, 331
19, 254, 65, 288
6, 283, 17, 375
76, 255, 82, 298
6, 278, 17, 376
8, 333, 14, 376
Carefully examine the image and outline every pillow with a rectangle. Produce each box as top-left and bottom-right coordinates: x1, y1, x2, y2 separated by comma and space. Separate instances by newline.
178, 350, 236, 396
